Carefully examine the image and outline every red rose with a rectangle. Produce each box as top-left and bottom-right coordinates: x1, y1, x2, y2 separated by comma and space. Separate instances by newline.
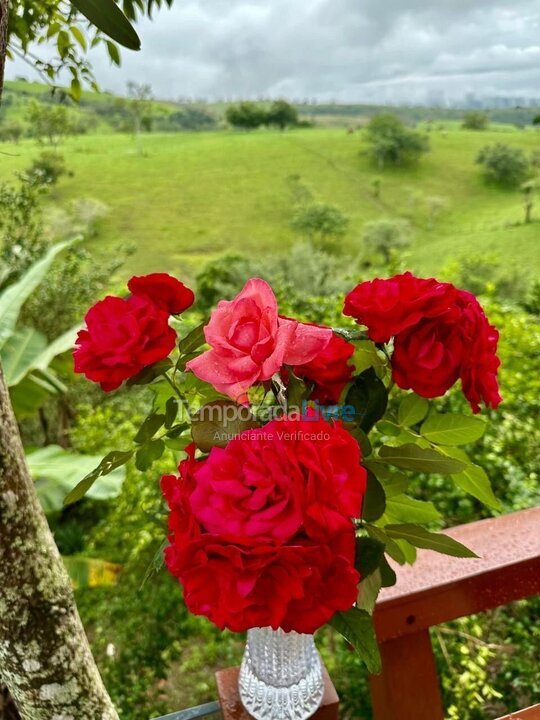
292, 331, 355, 404
343, 273, 502, 413
164, 529, 359, 634
161, 444, 202, 542
343, 271, 457, 343
188, 415, 366, 545
391, 291, 502, 412
161, 416, 365, 633
455, 292, 502, 412
128, 273, 195, 315
73, 295, 176, 391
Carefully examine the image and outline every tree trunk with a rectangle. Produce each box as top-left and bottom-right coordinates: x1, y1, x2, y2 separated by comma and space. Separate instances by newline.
0, 365, 119, 720
0, 0, 8, 102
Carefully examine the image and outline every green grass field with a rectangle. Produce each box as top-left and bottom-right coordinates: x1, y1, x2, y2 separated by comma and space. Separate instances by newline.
1, 125, 539, 283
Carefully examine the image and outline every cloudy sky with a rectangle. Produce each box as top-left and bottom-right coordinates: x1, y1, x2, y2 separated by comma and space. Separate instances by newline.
7, 0, 540, 104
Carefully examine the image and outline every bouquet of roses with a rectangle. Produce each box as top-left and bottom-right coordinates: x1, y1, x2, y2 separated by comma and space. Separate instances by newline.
69, 271, 501, 672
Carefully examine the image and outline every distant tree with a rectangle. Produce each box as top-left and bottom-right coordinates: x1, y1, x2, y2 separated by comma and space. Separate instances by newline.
265, 100, 298, 130
462, 111, 489, 130
127, 82, 153, 136
168, 107, 216, 131
126, 82, 153, 153
225, 101, 266, 130
0, 120, 23, 143
476, 144, 531, 188
26, 100, 70, 145
532, 114, 540, 128
362, 218, 411, 265
364, 113, 429, 168
290, 202, 349, 250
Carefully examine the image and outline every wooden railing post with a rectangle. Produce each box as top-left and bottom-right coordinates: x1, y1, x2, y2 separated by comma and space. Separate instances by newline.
370, 508, 540, 720
369, 630, 444, 720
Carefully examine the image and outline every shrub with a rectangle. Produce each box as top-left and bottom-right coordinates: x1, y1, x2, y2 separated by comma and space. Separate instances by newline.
361, 218, 411, 265
290, 202, 349, 249
476, 144, 531, 188
462, 111, 489, 130
364, 113, 429, 167
0, 120, 23, 143
265, 100, 298, 130
28, 151, 70, 186
225, 102, 266, 130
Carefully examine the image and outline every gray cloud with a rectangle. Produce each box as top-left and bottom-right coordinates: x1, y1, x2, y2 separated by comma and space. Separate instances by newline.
7, 0, 540, 103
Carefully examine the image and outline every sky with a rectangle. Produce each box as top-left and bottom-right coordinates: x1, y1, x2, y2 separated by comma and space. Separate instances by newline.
7, 0, 540, 104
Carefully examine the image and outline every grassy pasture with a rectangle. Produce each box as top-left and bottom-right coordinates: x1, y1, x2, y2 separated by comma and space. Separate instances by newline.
0, 125, 538, 282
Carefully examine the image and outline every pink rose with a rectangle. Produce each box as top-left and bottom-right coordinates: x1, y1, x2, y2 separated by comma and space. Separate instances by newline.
186, 278, 332, 403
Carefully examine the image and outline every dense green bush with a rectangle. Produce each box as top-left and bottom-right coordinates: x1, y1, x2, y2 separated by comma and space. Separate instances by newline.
462, 111, 489, 130
364, 113, 429, 167
476, 144, 531, 188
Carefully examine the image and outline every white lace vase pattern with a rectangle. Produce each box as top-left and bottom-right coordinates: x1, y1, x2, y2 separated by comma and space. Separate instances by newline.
238, 626, 324, 720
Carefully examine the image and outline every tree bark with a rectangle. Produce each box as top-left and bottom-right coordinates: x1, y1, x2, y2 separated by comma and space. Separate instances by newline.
0, 364, 119, 720
0, 0, 8, 102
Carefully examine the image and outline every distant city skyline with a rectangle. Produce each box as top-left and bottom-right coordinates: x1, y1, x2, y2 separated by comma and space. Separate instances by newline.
7, 0, 540, 105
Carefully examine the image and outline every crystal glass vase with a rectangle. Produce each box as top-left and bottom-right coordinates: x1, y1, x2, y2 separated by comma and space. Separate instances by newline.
238, 627, 324, 720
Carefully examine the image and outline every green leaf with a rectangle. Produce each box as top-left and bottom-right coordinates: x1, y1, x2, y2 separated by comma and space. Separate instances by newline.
106, 40, 121, 65
0, 239, 76, 350
63, 555, 121, 589
70, 25, 87, 50
362, 471, 386, 522
345, 424, 372, 456
440, 448, 501, 510
357, 569, 382, 615
365, 462, 409, 498
70, 78, 82, 102
164, 437, 192, 451
69, 0, 141, 50
3, 324, 80, 388
191, 400, 260, 452
379, 555, 397, 587
329, 608, 381, 674
28, 445, 126, 513
178, 323, 206, 357
346, 367, 388, 434
355, 536, 385, 579
385, 524, 478, 558
379, 444, 466, 474
398, 393, 429, 426
421, 413, 486, 446
164, 397, 179, 429
57, 29, 71, 57
1, 327, 47, 386
285, 370, 310, 408
166, 422, 190, 439
394, 539, 417, 565
351, 340, 386, 375
135, 439, 165, 471
9, 374, 54, 419
366, 525, 406, 565
376, 420, 401, 437
133, 413, 166, 444
126, 358, 172, 386
63, 449, 133, 506
382, 494, 441, 524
